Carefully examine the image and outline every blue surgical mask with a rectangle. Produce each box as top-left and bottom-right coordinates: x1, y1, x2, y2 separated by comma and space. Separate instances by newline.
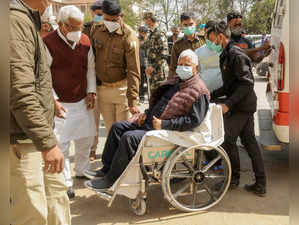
183, 26, 196, 36
206, 40, 222, 53
94, 15, 103, 22
176, 65, 193, 80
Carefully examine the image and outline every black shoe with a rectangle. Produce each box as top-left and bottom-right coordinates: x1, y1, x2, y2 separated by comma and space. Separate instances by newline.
83, 168, 107, 180
244, 182, 266, 197
229, 179, 239, 190
75, 175, 91, 180
67, 187, 75, 199
84, 177, 114, 191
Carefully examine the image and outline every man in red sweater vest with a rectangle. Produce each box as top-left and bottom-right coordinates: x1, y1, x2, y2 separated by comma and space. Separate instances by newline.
43, 5, 97, 199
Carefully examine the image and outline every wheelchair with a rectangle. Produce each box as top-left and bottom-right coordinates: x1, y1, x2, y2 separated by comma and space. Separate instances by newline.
90, 104, 231, 216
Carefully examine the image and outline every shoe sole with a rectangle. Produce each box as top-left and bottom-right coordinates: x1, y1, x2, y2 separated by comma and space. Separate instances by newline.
83, 173, 96, 180
244, 187, 266, 197
84, 181, 109, 192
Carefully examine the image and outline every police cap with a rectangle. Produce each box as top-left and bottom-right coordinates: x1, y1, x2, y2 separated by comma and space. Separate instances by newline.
90, 0, 104, 11
102, 0, 121, 16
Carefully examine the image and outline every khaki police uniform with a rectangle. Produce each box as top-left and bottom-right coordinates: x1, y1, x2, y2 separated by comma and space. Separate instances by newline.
91, 20, 140, 132
169, 33, 205, 79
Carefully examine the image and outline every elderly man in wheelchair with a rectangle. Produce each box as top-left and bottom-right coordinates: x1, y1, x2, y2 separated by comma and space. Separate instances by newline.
84, 49, 210, 191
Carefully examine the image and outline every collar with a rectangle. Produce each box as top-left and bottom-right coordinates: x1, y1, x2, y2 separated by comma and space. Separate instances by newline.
221, 40, 234, 58
57, 28, 77, 50
149, 25, 158, 33
99, 20, 124, 35
12, 0, 42, 31
183, 33, 200, 43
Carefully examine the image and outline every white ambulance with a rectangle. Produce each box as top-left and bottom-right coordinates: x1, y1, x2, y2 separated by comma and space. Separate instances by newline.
266, 0, 289, 143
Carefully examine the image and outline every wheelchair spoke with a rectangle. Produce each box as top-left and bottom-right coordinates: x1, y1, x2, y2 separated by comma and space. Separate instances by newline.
203, 183, 217, 201
181, 155, 195, 173
202, 155, 222, 173
195, 150, 204, 170
170, 173, 192, 179
192, 183, 197, 207
205, 174, 226, 179
173, 182, 191, 198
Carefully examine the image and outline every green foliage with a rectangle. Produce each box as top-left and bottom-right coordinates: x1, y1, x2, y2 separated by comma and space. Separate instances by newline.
120, 0, 141, 29
246, 0, 275, 34
84, 12, 92, 23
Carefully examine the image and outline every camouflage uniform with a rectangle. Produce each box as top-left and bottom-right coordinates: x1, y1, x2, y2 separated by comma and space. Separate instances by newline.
144, 26, 169, 93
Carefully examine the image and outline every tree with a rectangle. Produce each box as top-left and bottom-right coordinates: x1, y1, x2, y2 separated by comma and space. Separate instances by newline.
120, 0, 142, 29
246, 0, 275, 34
143, 0, 180, 31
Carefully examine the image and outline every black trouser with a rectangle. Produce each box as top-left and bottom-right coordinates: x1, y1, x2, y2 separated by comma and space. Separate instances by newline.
101, 121, 147, 182
139, 66, 146, 100
222, 111, 266, 184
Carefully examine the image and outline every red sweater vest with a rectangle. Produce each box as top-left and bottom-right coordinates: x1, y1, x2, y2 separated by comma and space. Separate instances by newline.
43, 30, 90, 103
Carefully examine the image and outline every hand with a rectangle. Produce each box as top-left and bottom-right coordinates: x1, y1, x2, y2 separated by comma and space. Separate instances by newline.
42, 146, 65, 173
145, 66, 154, 77
137, 113, 147, 126
263, 39, 271, 50
263, 47, 272, 57
129, 106, 140, 114
220, 104, 229, 114
152, 116, 162, 130
55, 100, 66, 119
86, 93, 96, 110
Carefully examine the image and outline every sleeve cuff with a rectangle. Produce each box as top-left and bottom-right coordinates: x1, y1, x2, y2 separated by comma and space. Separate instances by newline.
224, 99, 233, 109
34, 134, 57, 152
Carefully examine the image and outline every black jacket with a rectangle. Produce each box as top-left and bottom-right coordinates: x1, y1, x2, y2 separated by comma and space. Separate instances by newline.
212, 41, 257, 113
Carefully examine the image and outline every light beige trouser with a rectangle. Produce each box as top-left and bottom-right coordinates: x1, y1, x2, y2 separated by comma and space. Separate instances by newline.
10, 144, 71, 225
90, 86, 101, 152
98, 84, 130, 134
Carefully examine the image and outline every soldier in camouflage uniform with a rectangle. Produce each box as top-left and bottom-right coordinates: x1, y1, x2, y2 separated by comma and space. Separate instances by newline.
143, 12, 169, 94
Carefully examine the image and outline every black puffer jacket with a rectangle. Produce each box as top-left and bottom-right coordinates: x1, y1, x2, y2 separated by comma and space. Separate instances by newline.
212, 41, 257, 113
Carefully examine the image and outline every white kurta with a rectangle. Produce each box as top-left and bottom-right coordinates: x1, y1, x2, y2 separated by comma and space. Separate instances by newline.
45, 28, 97, 187
54, 98, 97, 143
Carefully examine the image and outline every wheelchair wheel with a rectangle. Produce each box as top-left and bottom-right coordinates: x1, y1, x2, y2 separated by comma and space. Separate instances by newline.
129, 198, 147, 216
162, 146, 231, 212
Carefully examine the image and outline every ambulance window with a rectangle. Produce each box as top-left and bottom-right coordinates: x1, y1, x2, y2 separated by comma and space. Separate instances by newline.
275, 0, 284, 28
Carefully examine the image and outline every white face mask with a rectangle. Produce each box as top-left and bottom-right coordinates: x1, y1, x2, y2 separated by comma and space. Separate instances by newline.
66, 31, 82, 43
103, 20, 120, 33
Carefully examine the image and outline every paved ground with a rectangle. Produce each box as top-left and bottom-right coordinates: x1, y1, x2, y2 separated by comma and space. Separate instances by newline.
68, 75, 289, 225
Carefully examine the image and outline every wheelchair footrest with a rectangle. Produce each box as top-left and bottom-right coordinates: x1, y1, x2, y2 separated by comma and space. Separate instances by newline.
95, 190, 112, 202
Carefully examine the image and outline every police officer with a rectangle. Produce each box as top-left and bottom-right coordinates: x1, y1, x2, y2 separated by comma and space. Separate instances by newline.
90, 0, 140, 133
83, 0, 104, 162
212, 21, 267, 197
83, 0, 104, 39
227, 11, 272, 63
143, 12, 169, 93
168, 12, 205, 79
167, 25, 180, 64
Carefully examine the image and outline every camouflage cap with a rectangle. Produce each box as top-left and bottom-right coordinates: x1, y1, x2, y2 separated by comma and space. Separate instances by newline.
143, 11, 157, 21
227, 11, 242, 23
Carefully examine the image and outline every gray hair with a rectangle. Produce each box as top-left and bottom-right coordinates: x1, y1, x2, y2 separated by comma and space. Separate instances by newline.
178, 49, 198, 66
57, 5, 84, 23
